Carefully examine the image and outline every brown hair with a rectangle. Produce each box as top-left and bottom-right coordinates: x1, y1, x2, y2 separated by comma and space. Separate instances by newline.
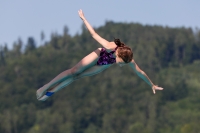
114, 38, 133, 63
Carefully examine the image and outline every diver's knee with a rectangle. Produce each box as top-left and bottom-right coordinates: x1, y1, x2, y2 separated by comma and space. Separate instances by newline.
69, 68, 79, 79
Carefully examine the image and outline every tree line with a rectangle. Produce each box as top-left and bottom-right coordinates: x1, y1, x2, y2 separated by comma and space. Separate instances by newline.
0, 21, 200, 133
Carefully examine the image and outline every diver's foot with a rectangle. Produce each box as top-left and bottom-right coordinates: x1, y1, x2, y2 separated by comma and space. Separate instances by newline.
38, 91, 55, 101
36, 85, 48, 99
38, 95, 48, 101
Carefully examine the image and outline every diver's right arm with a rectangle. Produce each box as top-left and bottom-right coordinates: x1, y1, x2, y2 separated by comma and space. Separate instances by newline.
78, 9, 116, 50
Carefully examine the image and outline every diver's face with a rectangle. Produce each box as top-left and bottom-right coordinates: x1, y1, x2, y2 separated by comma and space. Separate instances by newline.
116, 56, 126, 67
115, 49, 126, 67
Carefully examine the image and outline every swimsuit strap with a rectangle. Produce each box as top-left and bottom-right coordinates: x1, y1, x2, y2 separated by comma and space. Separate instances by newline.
109, 46, 118, 54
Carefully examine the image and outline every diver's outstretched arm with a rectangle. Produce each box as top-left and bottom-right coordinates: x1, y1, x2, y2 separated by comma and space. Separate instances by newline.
129, 59, 163, 94
78, 9, 116, 50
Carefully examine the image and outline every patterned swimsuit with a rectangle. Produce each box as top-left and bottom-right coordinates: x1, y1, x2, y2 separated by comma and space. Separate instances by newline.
96, 47, 118, 65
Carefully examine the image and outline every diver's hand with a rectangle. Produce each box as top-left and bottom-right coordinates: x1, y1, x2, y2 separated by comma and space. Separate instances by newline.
78, 9, 86, 20
152, 85, 163, 94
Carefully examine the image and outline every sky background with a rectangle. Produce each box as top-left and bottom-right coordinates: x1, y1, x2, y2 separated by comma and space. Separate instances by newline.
0, 0, 200, 48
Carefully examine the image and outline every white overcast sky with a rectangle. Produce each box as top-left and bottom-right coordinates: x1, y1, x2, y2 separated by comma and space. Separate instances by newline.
0, 0, 200, 48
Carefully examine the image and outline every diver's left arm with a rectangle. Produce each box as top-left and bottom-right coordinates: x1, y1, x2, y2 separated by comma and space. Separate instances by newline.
129, 59, 163, 94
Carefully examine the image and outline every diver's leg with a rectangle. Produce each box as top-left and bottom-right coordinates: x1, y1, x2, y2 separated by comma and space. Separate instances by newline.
38, 65, 111, 101
36, 48, 101, 99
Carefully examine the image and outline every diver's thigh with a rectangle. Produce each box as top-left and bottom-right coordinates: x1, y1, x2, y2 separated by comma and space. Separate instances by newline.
71, 48, 101, 74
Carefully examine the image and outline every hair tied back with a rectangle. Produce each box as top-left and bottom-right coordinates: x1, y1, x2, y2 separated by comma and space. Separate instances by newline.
114, 38, 125, 47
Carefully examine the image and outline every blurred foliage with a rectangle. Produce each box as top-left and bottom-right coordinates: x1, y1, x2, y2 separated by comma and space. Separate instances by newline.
0, 22, 200, 133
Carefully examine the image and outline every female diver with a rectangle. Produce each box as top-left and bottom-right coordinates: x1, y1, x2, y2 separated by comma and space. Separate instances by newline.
36, 9, 163, 101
